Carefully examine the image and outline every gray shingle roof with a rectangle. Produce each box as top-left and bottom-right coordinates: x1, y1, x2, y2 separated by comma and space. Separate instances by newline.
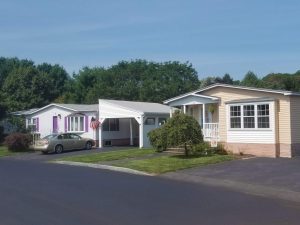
11, 108, 40, 116
55, 104, 98, 112
99, 99, 170, 114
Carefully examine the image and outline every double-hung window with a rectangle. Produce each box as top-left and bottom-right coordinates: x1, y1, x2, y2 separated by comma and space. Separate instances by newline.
229, 103, 270, 129
68, 116, 84, 132
257, 104, 270, 128
230, 106, 241, 128
27, 118, 37, 132
243, 105, 255, 128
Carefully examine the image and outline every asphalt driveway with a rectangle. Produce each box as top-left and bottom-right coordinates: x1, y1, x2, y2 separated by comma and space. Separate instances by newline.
163, 157, 300, 202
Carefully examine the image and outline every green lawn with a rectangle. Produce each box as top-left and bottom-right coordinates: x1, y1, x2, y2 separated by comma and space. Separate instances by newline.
61, 148, 157, 163
0, 146, 13, 157
112, 154, 235, 174
59, 148, 235, 175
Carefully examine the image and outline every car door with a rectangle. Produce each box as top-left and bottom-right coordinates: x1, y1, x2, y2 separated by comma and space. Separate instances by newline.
61, 134, 73, 150
69, 134, 83, 149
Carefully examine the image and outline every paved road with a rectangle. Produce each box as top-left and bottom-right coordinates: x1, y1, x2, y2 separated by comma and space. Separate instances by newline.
1, 158, 300, 225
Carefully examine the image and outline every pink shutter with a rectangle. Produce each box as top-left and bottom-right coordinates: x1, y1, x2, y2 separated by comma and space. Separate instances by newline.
64, 117, 67, 132
85, 116, 89, 132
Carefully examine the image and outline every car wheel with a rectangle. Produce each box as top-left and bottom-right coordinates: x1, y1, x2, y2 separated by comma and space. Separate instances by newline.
55, 145, 63, 154
85, 141, 92, 150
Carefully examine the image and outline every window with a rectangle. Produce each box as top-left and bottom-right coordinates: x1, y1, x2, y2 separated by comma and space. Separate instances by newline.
145, 118, 155, 125
27, 118, 37, 132
229, 103, 271, 129
158, 118, 167, 126
69, 134, 81, 140
68, 116, 84, 132
103, 119, 119, 131
230, 106, 241, 128
243, 105, 255, 128
257, 104, 270, 128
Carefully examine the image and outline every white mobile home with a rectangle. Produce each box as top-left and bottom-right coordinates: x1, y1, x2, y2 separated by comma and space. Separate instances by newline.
18, 100, 170, 148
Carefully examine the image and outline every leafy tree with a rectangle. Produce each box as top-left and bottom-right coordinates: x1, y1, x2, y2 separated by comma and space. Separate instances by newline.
70, 60, 200, 103
199, 74, 235, 88
2, 66, 52, 111
222, 73, 234, 84
199, 76, 218, 88
37, 63, 70, 101
241, 71, 261, 87
0, 57, 34, 87
262, 72, 298, 91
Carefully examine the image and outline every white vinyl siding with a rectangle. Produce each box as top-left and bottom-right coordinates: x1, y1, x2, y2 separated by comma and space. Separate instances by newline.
227, 101, 275, 144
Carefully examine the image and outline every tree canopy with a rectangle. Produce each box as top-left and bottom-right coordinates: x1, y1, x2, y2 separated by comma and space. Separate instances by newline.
0, 56, 300, 117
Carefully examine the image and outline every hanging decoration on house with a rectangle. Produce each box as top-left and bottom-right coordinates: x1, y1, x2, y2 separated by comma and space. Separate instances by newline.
90, 117, 101, 130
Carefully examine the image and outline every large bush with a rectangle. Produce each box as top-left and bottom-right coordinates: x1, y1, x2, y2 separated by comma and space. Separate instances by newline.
148, 112, 203, 156
4, 133, 31, 152
148, 126, 169, 152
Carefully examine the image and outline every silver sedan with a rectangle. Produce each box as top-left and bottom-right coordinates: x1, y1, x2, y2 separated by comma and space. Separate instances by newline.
34, 133, 95, 154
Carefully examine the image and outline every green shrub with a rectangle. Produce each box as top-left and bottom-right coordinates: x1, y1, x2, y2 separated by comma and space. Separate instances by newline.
191, 142, 212, 156
148, 126, 168, 152
148, 112, 203, 156
4, 133, 31, 152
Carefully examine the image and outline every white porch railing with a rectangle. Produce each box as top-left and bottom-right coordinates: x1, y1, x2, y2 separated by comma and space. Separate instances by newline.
202, 123, 219, 140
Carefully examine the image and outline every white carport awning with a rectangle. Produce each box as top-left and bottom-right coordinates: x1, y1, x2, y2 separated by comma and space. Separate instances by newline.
98, 99, 170, 149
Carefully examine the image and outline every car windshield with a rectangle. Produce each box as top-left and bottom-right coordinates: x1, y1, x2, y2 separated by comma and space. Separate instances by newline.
42, 134, 57, 140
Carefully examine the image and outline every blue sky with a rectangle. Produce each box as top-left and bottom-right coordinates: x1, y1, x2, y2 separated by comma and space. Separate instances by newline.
1, 0, 300, 79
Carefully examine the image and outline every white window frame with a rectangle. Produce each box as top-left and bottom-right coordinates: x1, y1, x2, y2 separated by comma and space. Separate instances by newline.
229, 105, 242, 129
67, 116, 85, 132
144, 117, 155, 125
228, 102, 271, 130
27, 118, 37, 132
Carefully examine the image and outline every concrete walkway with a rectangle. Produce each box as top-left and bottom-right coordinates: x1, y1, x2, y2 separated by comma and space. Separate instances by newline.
162, 157, 300, 203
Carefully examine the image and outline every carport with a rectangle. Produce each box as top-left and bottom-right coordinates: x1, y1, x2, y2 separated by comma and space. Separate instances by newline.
98, 99, 170, 148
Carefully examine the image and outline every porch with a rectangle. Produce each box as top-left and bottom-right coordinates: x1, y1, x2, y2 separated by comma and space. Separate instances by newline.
165, 94, 220, 142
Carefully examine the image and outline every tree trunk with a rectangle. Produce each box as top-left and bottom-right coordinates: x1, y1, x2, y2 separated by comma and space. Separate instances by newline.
184, 143, 189, 157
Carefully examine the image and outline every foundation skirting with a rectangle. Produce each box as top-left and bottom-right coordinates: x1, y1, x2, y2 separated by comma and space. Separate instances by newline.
224, 143, 277, 158
223, 142, 300, 158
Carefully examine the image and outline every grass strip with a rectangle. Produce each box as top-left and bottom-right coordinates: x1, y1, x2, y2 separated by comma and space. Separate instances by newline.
112, 154, 235, 174
0, 146, 13, 157
61, 148, 157, 163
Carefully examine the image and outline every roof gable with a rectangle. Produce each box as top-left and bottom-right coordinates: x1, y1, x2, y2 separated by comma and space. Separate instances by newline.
163, 83, 300, 105
20, 103, 98, 116
197, 83, 300, 96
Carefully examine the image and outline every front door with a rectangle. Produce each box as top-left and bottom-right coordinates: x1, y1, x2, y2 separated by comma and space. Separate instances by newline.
53, 116, 58, 133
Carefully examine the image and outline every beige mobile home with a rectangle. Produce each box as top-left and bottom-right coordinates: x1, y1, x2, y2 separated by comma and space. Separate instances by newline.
164, 84, 300, 158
